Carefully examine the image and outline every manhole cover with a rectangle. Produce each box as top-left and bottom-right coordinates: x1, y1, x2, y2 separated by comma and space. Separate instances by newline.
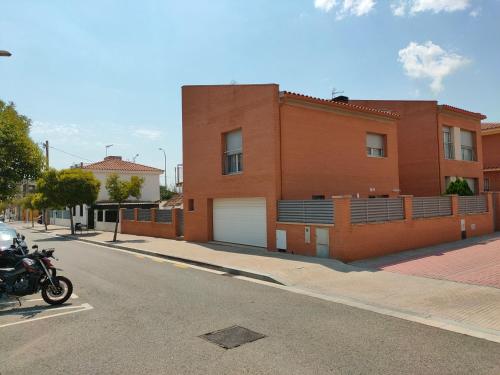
200, 325, 266, 349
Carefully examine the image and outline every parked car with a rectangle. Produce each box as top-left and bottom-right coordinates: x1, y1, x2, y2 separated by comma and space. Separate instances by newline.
0, 227, 17, 251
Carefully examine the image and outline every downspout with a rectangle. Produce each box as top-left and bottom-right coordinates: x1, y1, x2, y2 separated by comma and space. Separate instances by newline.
436, 106, 443, 194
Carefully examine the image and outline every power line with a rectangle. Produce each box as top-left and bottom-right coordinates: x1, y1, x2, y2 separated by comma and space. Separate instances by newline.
48, 145, 94, 163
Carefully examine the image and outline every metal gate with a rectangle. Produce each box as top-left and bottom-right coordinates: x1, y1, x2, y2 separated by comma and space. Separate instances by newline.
177, 209, 184, 236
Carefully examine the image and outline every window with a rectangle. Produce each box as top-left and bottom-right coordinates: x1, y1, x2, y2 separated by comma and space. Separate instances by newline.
443, 126, 454, 159
460, 130, 476, 161
188, 199, 195, 212
312, 195, 325, 200
366, 133, 386, 157
97, 210, 103, 222
223, 129, 243, 174
464, 178, 477, 194
105, 210, 119, 223
79, 205, 83, 217
484, 178, 490, 192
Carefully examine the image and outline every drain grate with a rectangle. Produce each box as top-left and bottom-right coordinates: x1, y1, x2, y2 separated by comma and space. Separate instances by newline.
200, 325, 266, 349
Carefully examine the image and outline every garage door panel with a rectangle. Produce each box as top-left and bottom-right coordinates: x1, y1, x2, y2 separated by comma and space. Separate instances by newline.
213, 198, 267, 248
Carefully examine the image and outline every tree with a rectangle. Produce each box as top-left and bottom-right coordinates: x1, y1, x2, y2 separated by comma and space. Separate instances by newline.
160, 185, 177, 200
31, 193, 50, 231
105, 173, 144, 242
20, 194, 36, 228
0, 100, 45, 201
445, 178, 474, 196
36, 169, 61, 231
57, 169, 100, 234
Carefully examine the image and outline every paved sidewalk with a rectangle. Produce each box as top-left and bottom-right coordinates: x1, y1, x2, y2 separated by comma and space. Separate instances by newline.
13, 222, 500, 343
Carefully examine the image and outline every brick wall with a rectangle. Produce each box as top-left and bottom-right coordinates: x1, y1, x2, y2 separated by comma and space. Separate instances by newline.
120, 208, 180, 239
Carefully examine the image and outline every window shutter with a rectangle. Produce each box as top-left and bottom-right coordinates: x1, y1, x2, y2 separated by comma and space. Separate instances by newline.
367, 133, 384, 149
226, 130, 242, 152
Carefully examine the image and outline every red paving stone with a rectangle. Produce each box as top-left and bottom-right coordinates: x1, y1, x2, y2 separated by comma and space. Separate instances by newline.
353, 235, 500, 289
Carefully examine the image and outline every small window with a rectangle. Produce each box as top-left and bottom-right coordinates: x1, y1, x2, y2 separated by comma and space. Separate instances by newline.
97, 210, 103, 222
79, 205, 83, 217
105, 210, 118, 223
223, 129, 243, 174
366, 133, 386, 157
460, 130, 476, 161
188, 199, 195, 212
312, 195, 325, 200
484, 178, 490, 192
443, 126, 454, 160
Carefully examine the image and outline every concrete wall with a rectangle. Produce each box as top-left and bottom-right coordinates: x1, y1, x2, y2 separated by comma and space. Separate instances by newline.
276, 194, 494, 262
280, 101, 400, 199
91, 171, 161, 202
120, 208, 179, 239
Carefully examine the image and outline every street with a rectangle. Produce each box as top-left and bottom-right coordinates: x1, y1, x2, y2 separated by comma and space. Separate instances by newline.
1, 229, 500, 375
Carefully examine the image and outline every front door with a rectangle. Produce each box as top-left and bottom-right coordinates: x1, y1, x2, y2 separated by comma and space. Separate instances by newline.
316, 228, 329, 258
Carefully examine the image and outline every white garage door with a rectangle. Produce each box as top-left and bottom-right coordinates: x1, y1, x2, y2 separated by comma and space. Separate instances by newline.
213, 198, 267, 248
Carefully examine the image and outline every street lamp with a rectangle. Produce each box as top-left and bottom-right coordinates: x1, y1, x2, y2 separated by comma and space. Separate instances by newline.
159, 148, 167, 189
105, 144, 113, 157
133, 154, 139, 163
0, 50, 11, 57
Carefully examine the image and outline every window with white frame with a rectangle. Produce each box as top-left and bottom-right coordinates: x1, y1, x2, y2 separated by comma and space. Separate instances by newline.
223, 129, 243, 174
366, 133, 386, 157
460, 130, 476, 161
443, 126, 454, 159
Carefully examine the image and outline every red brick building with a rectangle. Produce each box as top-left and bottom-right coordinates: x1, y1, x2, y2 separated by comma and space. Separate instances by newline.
351, 100, 486, 196
482, 123, 500, 191
182, 84, 400, 249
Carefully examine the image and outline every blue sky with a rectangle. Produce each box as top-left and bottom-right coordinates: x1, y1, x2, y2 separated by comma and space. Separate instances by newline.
1, 0, 499, 181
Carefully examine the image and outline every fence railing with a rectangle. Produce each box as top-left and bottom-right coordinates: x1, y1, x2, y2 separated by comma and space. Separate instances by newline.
122, 209, 135, 221
137, 209, 151, 222
413, 196, 452, 219
459, 196, 487, 214
351, 198, 404, 224
277, 200, 334, 224
156, 209, 172, 223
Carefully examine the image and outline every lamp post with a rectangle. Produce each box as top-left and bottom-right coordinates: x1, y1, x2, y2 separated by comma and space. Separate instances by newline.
159, 148, 167, 189
105, 144, 113, 157
0, 50, 11, 57
133, 154, 139, 163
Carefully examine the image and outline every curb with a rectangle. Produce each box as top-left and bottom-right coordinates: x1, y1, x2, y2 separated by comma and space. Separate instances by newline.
34, 230, 284, 286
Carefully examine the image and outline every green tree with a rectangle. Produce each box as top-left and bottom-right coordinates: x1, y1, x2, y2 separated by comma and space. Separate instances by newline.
31, 192, 50, 231
105, 173, 144, 242
445, 178, 474, 196
35, 169, 61, 231
0, 100, 44, 201
160, 185, 177, 200
57, 169, 100, 234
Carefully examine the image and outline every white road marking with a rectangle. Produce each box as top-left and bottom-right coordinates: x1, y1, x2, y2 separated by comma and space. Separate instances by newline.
0, 303, 93, 329
0, 294, 79, 307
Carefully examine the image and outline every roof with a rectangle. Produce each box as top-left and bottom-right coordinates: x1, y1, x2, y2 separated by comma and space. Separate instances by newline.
438, 104, 487, 120
482, 123, 500, 131
82, 156, 163, 173
280, 91, 400, 119
160, 193, 183, 208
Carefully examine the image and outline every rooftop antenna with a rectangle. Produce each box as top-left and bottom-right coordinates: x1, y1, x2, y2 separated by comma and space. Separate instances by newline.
331, 88, 344, 99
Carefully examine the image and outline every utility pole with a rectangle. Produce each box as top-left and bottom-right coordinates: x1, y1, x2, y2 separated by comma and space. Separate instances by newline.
44, 140, 49, 169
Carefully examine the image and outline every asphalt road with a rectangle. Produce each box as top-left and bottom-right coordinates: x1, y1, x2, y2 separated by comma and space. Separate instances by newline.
1, 229, 499, 375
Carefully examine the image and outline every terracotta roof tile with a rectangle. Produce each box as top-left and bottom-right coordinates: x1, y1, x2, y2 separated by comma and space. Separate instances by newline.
439, 104, 487, 120
281, 91, 400, 119
482, 122, 500, 131
82, 156, 163, 173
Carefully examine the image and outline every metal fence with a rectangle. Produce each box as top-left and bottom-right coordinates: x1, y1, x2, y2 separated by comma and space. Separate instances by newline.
351, 198, 404, 224
123, 209, 135, 221
277, 200, 334, 224
412, 196, 452, 219
137, 209, 152, 222
156, 209, 172, 223
458, 195, 487, 214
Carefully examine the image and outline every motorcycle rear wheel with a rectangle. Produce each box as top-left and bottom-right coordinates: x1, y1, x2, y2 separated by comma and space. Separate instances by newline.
41, 276, 73, 305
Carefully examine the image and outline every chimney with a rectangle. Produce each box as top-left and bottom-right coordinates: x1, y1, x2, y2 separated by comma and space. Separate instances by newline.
104, 156, 122, 161
332, 95, 349, 103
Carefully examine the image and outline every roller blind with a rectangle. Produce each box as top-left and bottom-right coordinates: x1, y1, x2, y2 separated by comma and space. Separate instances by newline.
367, 133, 384, 148
226, 130, 242, 153
461, 130, 474, 147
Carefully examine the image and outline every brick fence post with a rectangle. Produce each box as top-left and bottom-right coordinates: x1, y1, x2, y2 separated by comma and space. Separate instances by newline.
133, 208, 138, 221
172, 208, 178, 237
449, 195, 459, 216
332, 195, 351, 261
151, 208, 157, 223
401, 195, 413, 221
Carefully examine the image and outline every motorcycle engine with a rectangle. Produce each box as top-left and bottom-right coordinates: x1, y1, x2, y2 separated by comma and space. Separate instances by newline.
13, 277, 30, 292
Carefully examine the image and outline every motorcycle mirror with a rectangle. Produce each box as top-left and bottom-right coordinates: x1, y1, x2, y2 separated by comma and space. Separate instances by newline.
32, 245, 38, 250
16, 233, 20, 238
21, 235, 25, 240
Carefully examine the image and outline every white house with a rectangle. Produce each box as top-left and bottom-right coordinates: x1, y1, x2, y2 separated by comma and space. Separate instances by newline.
50, 156, 162, 232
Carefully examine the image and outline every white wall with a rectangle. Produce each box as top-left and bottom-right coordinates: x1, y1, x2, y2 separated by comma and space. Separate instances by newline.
91, 171, 161, 202
94, 209, 121, 233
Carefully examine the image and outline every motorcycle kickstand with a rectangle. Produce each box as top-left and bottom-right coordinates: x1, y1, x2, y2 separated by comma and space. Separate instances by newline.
16, 297, 21, 307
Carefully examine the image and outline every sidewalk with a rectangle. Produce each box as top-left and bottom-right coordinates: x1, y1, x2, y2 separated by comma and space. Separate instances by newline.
15, 222, 500, 343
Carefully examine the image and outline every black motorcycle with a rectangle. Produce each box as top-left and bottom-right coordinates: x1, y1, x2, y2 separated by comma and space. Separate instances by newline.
0, 243, 73, 305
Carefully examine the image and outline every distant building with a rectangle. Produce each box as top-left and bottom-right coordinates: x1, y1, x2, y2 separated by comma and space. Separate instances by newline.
482, 123, 500, 191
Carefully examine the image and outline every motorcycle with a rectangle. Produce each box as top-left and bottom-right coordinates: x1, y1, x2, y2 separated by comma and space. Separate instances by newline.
0, 242, 73, 305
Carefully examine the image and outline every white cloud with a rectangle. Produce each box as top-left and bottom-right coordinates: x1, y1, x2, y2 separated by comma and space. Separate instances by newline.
133, 128, 162, 141
392, 0, 472, 16
469, 7, 481, 17
31, 121, 80, 136
398, 41, 470, 93
315, 0, 376, 19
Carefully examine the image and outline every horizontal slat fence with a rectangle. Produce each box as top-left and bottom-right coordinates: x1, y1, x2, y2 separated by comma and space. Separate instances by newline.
137, 209, 151, 222
413, 197, 452, 219
459, 196, 487, 214
156, 209, 172, 223
278, 200, 334, 224
122, 209, 135, 221
351, 198, 404, 224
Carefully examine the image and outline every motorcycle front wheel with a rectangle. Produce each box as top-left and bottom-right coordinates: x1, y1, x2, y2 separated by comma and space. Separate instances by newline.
41, 276, 73, 305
